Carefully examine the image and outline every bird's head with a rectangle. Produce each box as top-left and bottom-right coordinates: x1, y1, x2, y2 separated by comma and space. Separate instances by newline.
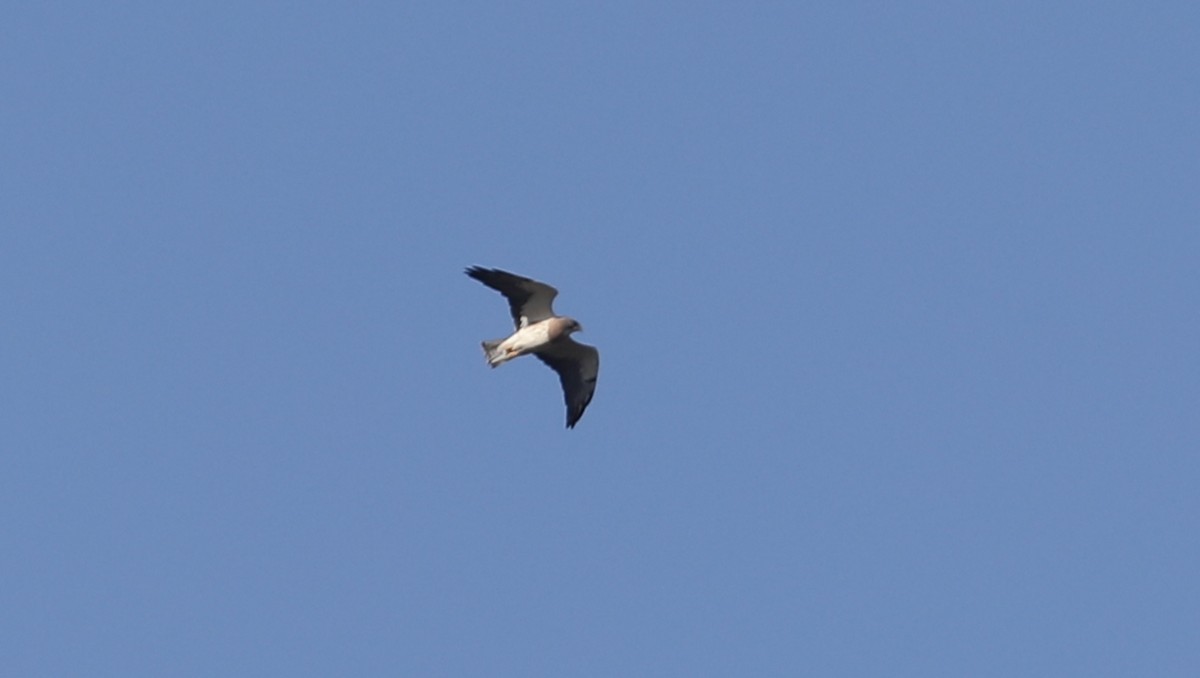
566, 318, 584, 334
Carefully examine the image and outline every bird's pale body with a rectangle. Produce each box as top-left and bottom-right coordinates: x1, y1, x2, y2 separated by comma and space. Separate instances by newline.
485, 316, 578, 367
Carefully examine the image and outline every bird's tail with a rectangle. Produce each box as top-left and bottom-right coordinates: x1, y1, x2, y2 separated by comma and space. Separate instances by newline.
481, 339, 506, 367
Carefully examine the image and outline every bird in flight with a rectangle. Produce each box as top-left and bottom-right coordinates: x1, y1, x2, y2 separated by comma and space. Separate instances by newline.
465, 266, 599, 429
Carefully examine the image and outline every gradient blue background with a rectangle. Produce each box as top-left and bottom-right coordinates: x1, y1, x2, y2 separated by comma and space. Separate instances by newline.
4, 3, 1197, 675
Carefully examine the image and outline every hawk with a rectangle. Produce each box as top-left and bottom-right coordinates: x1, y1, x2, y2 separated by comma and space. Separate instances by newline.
465, 266, 599, 429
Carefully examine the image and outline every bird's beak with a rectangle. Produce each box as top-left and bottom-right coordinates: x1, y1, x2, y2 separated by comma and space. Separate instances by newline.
576, 324, 585, 333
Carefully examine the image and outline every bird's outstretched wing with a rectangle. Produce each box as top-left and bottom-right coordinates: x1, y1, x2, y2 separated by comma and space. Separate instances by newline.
535, 338, 599, 429
465, 266, 559, 329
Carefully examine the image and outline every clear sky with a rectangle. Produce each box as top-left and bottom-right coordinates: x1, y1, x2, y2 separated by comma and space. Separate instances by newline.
3, 2, 1197, 676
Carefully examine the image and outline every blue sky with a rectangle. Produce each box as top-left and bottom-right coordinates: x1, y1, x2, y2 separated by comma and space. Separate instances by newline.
3, 2, 1197, 675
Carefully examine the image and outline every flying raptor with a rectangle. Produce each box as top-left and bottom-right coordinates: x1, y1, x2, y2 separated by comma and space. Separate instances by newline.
465, 266, 599, 429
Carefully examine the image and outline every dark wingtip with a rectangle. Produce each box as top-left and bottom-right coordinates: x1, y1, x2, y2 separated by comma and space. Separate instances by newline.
465, 265, 508, 285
